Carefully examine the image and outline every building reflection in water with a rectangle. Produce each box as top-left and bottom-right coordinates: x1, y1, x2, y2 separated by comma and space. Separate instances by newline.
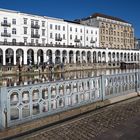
0, 68, 139, 87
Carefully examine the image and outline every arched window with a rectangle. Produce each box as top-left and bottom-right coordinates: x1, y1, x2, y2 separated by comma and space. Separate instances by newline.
12, 39, 16, 45
12, 28, 16, 34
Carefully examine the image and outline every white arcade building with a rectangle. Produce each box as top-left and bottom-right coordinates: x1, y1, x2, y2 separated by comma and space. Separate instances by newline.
0, 8, 139, 67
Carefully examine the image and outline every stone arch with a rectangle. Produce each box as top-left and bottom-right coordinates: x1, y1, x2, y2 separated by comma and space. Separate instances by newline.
69, 50, 74, 64
0, 49, 3, 65
5, 48, 14, 65
108, 52, 111, 62
93, 51, 96, 63
27, 49, 34, 65
102, 52, 106, 62
76, 51, 80, 64
16, 49, 24, 65
55, 50, 61, 64
98, 51, 101, 63
62, 50, 67, 64
37, 49, 44, 65
46, 49, 52, 64
81, 51, 86, 63
87, 51, 91, 63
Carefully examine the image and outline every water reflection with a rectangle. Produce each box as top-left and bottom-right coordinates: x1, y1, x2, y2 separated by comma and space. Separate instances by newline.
1, 68, 140, 87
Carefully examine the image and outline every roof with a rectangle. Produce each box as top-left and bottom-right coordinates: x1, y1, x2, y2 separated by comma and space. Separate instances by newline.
81, 13, 129, 24
64, 20, 80, 24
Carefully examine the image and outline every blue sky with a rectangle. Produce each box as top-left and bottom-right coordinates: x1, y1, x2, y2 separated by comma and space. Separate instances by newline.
0, 0, 139, 37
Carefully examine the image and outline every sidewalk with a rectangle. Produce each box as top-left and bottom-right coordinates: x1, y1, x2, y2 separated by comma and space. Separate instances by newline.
16, 97, 140, 140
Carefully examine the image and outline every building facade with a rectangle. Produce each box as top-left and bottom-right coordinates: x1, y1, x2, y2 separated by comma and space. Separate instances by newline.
0, 8, 138, 68
79, 13, 134, 49
0, 8, 100, 66
135, 39, 140, 49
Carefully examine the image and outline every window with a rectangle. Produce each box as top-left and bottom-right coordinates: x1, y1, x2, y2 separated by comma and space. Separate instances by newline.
12, 39, 16, 45
91, 30, 93, 34
12, 19, 16, 25
86, 37, 88, 41
63, 26, 65, 31
42, 38, 45, 45
12, 28, 16, 34
87, 30, 88, 34
106, 30, 108, 35
42, 29, 45, 36
55, 33, 57, 39
75, 28, 77, 32
50, 24, 53, 29
106, 23, 108, 28
58, 25, 60, 30
70, 27, 72, 31
4, 18, 7, 24
95, 37, 97, 41
23, 18, 27, 25
50, 33, 53, 38
106, 37, 108, 41
35, 21, 38, 25
80, 36, 82, 40
42, 21, 45, 27
24, 27, 27, 34
4, 28, 7, 34
58, 33, 61, 38
4, 38, 7, 44
31, 29, 34, 35
31, 39, 34, 44
55, 25, 57, 30
35, 29, 38, 35
24, 37, 27, 44
31, 20, 34, 25
63, 34, 65, 40
36, 39, 38, 44
80, 29, 82, 33
70, 35, 72, 40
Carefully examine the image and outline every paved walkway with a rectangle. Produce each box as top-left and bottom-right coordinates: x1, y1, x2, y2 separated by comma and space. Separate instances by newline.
16, 97, 140, 140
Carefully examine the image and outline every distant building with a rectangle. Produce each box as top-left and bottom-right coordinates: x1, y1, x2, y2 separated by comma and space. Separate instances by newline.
79, 13, 135, 49
0, 8, 139, 68
0, 8, 99, 66
135, 38, 140, 49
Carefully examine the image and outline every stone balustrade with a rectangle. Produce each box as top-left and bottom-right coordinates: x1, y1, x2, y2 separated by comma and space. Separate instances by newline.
0, 72, 140, 129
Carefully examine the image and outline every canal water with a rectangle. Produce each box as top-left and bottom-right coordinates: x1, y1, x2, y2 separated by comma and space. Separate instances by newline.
0, 68, 140, 87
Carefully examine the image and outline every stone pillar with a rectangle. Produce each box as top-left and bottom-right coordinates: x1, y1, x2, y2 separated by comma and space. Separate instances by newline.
96, 52, 98, 63
14, 50, 16, 65
105, 52, 109, 63
3, 50, 5, 65
60, 52, 63, 63
52, 52, 55, 64
85, 53, 87, 63
91, 54, 93, 63
24, 50, 27, 65
34, 51, 38, 65
73, 52, 76, 64
67, 53, 69, 64
43, 52, 47, 63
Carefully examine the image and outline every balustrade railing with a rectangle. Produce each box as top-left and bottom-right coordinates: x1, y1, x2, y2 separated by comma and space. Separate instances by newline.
0, 72, 140, 129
